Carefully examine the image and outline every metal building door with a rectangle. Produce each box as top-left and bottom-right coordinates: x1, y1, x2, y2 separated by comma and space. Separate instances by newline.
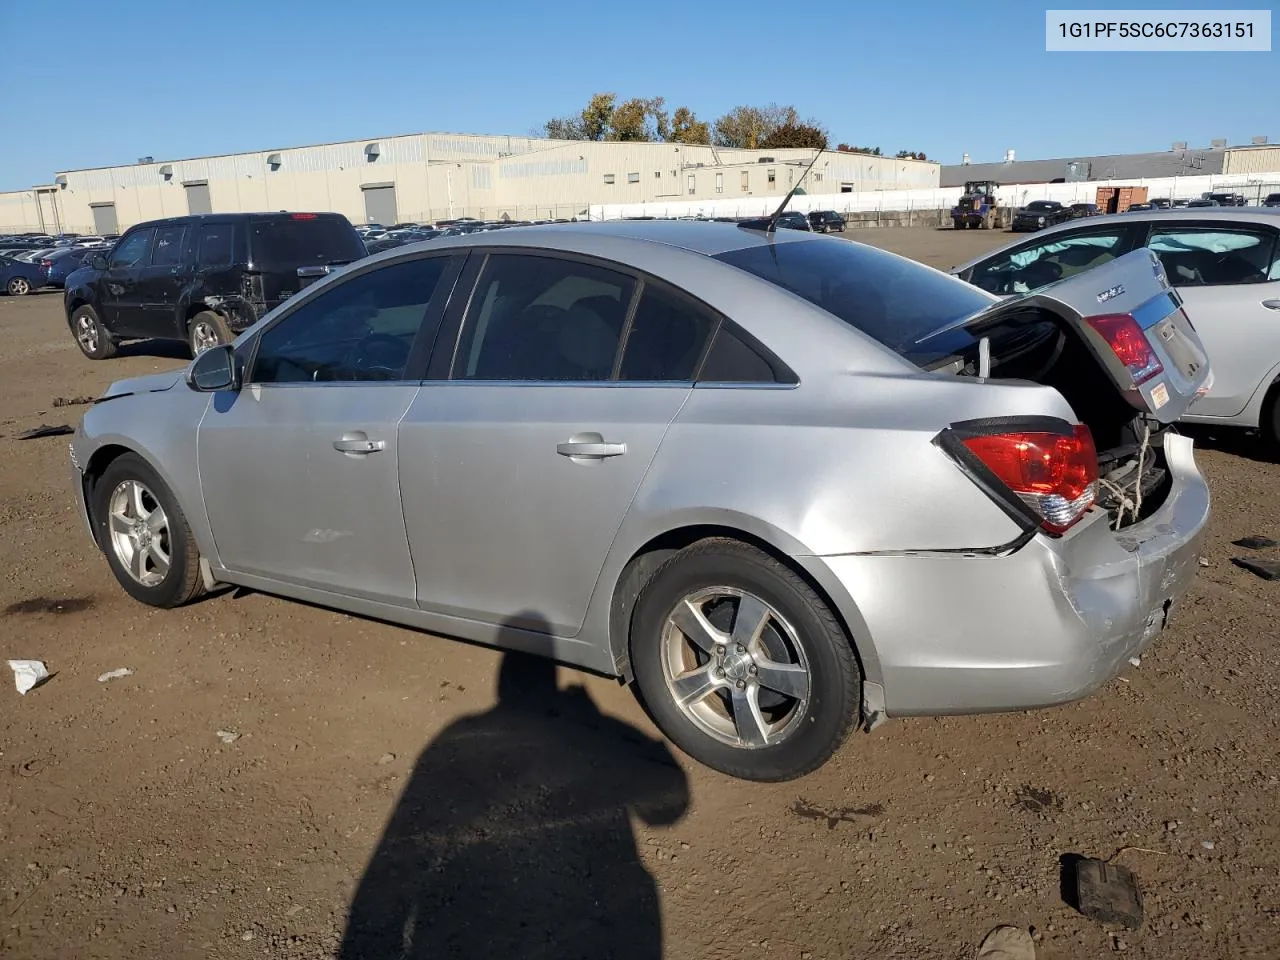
362, 184, 397, 226
184, 182, 212, 215
91, 203, 118, 235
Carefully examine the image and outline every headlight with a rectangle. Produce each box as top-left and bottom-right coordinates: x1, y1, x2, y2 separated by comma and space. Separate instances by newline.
1038, 216, 1046, 224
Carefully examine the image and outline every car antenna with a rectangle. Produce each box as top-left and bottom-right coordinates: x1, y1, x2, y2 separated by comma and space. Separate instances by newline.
765, 148, 825, 233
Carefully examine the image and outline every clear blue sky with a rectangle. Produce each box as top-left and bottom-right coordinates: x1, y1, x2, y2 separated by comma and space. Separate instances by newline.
0, 0, 1274, 190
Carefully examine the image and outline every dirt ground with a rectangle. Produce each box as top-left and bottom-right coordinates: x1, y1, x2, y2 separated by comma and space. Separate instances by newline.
2, 227, 1278, 960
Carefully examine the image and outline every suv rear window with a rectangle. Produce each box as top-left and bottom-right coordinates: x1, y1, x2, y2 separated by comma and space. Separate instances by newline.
714, 239, 991, 361
248, 217, 366, 270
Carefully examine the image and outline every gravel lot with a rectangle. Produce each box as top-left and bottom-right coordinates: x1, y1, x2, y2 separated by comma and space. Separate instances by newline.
2, 227, 1278, 960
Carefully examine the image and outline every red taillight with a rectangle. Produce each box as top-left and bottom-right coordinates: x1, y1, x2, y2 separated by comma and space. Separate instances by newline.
961, 424, 1098, 534
291, 213, 318, 220
40, 260, 53, 268
1086, 313, 1163, 385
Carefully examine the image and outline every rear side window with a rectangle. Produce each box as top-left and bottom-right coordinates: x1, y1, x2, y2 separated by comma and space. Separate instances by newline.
715, 239, 991, 356
698, 326, 781, 382
249, 217, 366, 270
1145, 226, 1278, 286
195, 224, 234, 267
456, 254, 635, 381
618, 285, 715, 381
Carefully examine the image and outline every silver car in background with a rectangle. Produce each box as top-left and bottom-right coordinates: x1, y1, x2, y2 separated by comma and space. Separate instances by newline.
953, 208, 1280, 447
68, 222, 1210, 781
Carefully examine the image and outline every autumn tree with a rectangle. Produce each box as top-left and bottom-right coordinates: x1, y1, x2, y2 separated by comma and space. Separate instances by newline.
713, 103, 801, 149
837, 144, 882, 156
669, 106, 711, 144
896, 150, 928, 160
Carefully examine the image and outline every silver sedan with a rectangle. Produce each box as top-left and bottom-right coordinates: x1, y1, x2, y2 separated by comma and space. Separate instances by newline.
69, 221, 1210, 780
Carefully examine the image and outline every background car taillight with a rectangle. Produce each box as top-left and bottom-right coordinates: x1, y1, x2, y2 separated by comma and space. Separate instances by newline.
937, 420, 1098, 536
1086, 313, 1163, 385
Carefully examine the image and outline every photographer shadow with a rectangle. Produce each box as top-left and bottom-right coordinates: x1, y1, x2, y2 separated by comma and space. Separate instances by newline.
339, 616, 690, 959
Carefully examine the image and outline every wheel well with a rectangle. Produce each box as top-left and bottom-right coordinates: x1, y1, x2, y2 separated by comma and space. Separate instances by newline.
66, 297, 89, 323
80, 444, 135, 545
608, 524, 865, 683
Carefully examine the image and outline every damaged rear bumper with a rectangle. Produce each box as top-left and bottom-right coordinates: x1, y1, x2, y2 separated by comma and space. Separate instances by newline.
815, 433, 1209, 717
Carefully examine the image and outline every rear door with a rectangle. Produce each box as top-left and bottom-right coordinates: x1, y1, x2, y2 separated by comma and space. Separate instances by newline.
398, 252, 711, 637
961, 247, 1211, 423
1139, 221, 1280, 419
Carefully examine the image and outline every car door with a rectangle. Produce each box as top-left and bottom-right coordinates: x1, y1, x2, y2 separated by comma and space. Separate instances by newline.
136, 223, 188, 339
960, 222, 1144, 297
398, 252, 713, 638
196, 252, 464, 604
1143, 221, 1280, 419
98, 227, 155, 336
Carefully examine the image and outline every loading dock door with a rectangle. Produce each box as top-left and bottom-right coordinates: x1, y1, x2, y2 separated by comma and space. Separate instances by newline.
184, 182, 212, 215
362, 184, 397, 226
90, 203, 119, 235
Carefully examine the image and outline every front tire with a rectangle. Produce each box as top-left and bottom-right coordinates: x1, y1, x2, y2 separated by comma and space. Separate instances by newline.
1262, 387, 1280, 454
92, 453, 205, 608
7, 276, 31, 296
188, 310, 233, 357
71, 304, 117, 359
630, 539, 861, 781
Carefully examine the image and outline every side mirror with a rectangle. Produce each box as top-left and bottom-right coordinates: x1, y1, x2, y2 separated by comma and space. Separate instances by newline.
186, 344, 241, 392
88, 253, 108, 270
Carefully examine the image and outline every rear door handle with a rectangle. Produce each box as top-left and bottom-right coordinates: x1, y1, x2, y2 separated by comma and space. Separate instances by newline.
557, 433, 626, 459
333, 431, 385, 456
1263, 299, 1280, 310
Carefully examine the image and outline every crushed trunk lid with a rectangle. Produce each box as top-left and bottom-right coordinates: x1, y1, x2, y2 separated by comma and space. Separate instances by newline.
922, 248, 1210, 424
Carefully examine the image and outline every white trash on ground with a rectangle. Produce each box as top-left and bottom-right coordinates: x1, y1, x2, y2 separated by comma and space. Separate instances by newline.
8, 660, 50, 695
215, 730, 240, 744
97, 667, 134, 683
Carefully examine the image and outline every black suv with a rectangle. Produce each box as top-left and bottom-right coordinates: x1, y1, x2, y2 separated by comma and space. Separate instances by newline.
65, 212, 366, 359
1011, 200, 1073, 232
1205, 192, 1247, 207
807, 210, 846, 233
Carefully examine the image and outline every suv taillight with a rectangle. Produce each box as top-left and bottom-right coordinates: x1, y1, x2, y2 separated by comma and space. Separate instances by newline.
939, 420, 1098, 536
1086, 312, 1163, 384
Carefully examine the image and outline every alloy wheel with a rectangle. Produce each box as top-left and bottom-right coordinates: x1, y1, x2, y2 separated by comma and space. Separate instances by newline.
661, 586, 811, 748
106, 480, 171, 587
190, 320, 221, 355
76, 314, 98, 354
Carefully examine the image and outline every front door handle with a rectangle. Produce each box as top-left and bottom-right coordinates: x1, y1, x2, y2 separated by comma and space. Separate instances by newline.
557, 432, 626, 460
333, 432, 385, 456
1263, 299, 1280, 311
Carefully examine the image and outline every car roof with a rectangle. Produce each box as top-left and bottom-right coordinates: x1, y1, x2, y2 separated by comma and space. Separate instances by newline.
952, 207, 1280, 273
372, 219, 820, 260
122, 212, 350, 230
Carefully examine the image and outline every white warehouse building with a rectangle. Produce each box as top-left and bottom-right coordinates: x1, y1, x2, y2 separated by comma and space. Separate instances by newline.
0, 131, 941, 235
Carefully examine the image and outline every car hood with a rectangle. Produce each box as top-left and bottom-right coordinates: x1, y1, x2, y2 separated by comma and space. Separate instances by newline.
1016, 209, 1053, 217
98, 369, 184, 402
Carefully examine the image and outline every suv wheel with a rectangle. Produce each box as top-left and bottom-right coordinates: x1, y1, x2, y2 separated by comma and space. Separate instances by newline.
7, 276, 31, 296
92, 453, 205, 608
630, 539, 861, 781
71, 305, 117, 359
188, 311, 233, 357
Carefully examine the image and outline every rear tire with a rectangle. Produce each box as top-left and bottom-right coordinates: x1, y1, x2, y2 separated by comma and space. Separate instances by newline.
70, 304, 117, 359
92, 453, 205, 609
188, 310, 233, 357
1262, 387, 1280, 454
630, 538, 861, 781
7, 276, 31, 296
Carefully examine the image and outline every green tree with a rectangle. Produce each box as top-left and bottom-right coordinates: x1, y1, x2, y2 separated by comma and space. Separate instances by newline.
607, 96, 668, 142
713, 103, 801, 149
896, 150, 928, 160
761, 121, 829, 149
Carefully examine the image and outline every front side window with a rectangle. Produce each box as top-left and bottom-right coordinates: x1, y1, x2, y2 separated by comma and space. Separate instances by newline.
456, 254, 635, 381
150, 226, 186, 267
252, 257, 448, 384
109, 229, 155, 268
968, 229, 1128, 295
1145, 226, 1278, 286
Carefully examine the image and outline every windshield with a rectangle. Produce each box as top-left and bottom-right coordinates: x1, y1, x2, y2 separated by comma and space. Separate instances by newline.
714, 239, 992, 359
1025, 201, 1055, 211
249, 217, 366, 269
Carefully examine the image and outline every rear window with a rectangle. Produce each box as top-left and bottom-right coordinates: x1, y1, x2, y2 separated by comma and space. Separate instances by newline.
714, 239, 992, 359
248, 217, 366, 269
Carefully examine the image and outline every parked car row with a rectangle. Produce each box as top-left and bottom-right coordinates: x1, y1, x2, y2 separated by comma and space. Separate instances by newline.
0, 231, 117, 295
